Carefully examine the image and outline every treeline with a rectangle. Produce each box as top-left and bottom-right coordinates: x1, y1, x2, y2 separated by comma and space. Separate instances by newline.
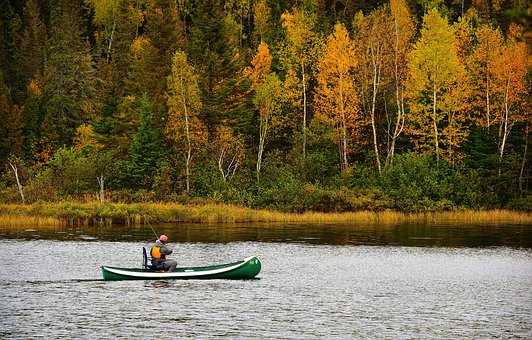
0, 0, 530, 211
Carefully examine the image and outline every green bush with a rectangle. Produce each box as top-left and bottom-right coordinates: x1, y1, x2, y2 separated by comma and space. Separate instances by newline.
378, 153, 486, 211
508, 195, 532, 211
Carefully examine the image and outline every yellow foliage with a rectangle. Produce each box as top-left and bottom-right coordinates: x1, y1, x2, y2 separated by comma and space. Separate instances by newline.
73, 124, 102, 152
281, 9, 314, 60
253, 0, 271, 41
166, 50, 207, 191
405, 9, 469, 162
314, 23, 360, 168
130, 36, 153, 56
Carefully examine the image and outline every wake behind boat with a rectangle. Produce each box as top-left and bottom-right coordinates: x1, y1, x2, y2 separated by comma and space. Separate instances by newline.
101, 256, 261, 281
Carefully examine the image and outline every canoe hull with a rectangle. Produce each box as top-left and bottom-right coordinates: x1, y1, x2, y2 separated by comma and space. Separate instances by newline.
101, 256, 261, 281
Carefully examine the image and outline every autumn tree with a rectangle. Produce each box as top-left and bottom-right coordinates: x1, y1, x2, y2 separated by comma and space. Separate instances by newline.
491, 25, 528, 167
246, 41, 272, 88
254, 73, 283, 181
213, 126, 245, 181
166, 50, 208, 193
245, 42, 281, 181
86, 0, 120, 62
387, 0, 414, 167
467, 24, 503, 129
253, 0, 271, 43
353, 7, 393, 174
405, 9, 469, 163
314, 23, 359, 170
281, 8, 316, 157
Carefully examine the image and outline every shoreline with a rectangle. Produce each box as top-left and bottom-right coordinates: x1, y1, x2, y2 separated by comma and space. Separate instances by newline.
0, 202, 531, 227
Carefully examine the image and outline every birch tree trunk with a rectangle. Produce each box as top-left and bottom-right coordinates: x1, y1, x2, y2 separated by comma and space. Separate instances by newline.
499, 79, 511, 167
256, 117, 268, 181
97, 175, 105, 203
519, 123, 528, 194
339, 79, 348, 170
179, 75, 192, 193
106, 17, 116, 63
9, 162, 25, 204
486, 73, 491, 128
433, 82, 439, 162
386, 14, 405, 168
218, 148, 226, 181
370, 60, 382, 174
301, 61, 307, 158
498, 79, 513, 177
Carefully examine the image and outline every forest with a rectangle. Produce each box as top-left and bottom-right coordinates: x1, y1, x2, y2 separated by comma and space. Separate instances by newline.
0, 0, 530, 212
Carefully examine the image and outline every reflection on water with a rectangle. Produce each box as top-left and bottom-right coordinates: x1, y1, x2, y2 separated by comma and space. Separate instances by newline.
1, 222, 531, 248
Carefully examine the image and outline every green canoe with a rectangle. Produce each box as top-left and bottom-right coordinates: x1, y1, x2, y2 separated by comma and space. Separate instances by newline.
101, 256, 261, 281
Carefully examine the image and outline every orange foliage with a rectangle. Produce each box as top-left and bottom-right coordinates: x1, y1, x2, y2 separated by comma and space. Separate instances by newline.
244, 41, 272, 89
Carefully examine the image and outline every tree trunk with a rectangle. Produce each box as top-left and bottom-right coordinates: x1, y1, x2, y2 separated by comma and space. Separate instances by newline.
338, 79, 348, 170
499, 78, 511, 175
218, 148, 226, 181
97, 175, 105, 203
256, 116, 268, 181
185, 145, 191, 193
386, 14, 405, 168
486, 73, 491, 128
519, 122, 528, 194
106, 17, 117, 63
9, 162, 25, 204
179, 75, 192, 193
342, 121, 348, 170
433, 83, 439, 162
370, 61, 382, 174
301, 60, 307, 158
227, 154, 237, 179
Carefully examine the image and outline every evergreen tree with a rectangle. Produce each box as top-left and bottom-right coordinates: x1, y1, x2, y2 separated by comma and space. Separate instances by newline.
0, 70, 12, 161
18, 0, 47, 87
127, 94, 164, 189
41, 0, 98, 148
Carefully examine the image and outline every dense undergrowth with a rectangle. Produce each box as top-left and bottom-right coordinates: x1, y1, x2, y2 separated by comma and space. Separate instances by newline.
1, 153, 530, 213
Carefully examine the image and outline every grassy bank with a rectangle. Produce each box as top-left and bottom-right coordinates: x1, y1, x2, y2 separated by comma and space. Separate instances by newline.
0, 202, 531, 227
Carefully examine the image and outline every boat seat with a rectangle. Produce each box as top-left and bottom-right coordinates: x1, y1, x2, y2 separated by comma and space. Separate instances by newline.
142, 246, 159, 271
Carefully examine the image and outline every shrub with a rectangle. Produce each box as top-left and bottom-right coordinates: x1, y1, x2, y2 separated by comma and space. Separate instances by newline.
378, 153, 486, 211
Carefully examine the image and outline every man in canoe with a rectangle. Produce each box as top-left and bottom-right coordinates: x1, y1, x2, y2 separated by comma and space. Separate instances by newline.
150, 235, 177, 272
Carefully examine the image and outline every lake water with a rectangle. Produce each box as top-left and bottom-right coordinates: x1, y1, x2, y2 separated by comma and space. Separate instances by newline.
0, 223, 531, 339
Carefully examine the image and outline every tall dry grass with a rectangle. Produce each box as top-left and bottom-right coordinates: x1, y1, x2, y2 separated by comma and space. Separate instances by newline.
0, 202, 530, 226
